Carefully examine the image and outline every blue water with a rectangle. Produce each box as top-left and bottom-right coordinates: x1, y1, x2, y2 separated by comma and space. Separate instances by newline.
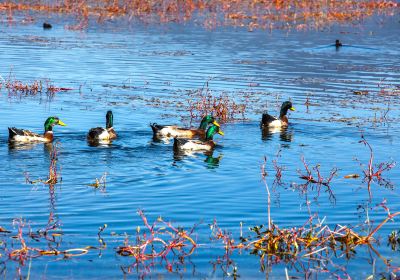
0, 13, 399, 279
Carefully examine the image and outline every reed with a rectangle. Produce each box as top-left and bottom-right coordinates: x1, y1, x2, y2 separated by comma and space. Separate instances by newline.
1, 1, 397, 30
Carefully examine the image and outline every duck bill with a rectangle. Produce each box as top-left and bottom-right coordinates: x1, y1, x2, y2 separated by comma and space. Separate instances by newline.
218, 131, 224, 136
212, 120, 220, 127
289, 107, 295, 111
58, 120, 67, 126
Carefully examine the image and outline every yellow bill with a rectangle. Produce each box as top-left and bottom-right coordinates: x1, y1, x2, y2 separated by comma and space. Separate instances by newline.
213, 120, 220, 127
290, 107, 295, 111
218, 130, 224, 136
58, 120, 67, 126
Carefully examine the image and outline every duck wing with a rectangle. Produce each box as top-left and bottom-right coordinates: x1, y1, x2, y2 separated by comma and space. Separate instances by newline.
261, 113, 278, 127
8, 127, 42, 138
87, 127, 107, 140
151, 123, 196, 138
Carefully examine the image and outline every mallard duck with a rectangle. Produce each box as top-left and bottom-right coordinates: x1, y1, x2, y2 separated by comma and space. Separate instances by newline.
151, 115, 219, 139
8, 117, 66, 143
173, 124, 224, 152
335, 39, 343, 47
87, 111, 117, 142
261, 101, 295, 128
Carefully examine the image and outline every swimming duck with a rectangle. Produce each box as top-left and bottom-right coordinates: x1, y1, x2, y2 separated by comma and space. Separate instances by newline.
261, 101, 295, 128
151, 115, 219, 139
335, 39, 343, 47
173, 124, 224, 152
87, 111, 117, 142
8, 117, 66, 143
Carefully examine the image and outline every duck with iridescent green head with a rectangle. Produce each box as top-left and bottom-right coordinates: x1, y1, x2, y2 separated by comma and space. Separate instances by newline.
8, 117, 67, 143
261, 101, 295, 128
151, 115, 220, 139
87, 111, 117, 142
173, 124, 224, 151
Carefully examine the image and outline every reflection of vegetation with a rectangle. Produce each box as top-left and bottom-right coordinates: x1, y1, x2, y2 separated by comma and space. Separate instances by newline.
1, 1, 397, 30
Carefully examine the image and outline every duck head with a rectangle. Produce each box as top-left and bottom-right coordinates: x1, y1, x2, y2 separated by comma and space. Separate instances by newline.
205, 124, 224, 141
279, 101, 295, 118
44, 117, 66, 132
199, 115, 220, 130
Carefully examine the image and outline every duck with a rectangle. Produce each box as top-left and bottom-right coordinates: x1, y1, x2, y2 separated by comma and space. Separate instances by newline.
87, 111, 117, 142
261, 101, 295, 128
173, 124, 224, 152
151, 115, 219, 139
8, 116, 66, 143
335, 39, 343, 47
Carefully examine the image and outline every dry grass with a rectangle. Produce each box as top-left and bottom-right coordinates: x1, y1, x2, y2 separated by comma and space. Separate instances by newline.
0, 73, 73, 98
187, 81, 247, 123
0, 0, 398, 30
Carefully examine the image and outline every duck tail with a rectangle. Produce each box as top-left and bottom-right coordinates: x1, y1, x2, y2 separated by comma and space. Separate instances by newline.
150, 123, 161, 134
8, 127, 21, 138
261, 113, 276, 127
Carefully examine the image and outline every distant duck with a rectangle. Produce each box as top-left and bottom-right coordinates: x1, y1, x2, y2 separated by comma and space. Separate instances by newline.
87, 111, 117, 142
151, 115, 219, 139
43, 22, 52, 29
173, 124, 224, 152
8, 117, 66, 143
335, 39, 343, 47
261, 101, 295, 128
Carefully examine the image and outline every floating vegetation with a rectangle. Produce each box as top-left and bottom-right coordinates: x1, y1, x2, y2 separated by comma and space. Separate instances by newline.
0, 72, 72, 98
359, 134, 396, 197
116, 210, 197, 276
0, 217, 106, 279
0, 0, 398, 30
187, 81, 247, 123
88, 172, 107, 192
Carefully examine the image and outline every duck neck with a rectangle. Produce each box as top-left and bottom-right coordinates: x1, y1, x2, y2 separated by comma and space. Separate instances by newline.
205, 126, 217, 141
106, 112, 113, 129
279, 108, 288, 119
198, 118, 208, 130
44, 123, 53, 132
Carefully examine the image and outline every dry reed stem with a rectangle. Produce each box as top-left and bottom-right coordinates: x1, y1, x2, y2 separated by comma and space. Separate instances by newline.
0, 1, 398, 31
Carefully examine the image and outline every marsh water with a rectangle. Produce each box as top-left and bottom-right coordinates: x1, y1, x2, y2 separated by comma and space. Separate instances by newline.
0, 13, 400, 279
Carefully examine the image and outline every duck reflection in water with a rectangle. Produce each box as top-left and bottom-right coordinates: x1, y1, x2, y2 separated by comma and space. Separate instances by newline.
204, 152, 223, 169
8, 141, 54, 154
87, 138, 114, 147
173, 149, 223, 169
261, 126, 293, 144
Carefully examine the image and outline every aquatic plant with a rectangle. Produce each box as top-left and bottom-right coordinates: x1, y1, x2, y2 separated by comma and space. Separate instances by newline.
0, 0, 398, 31
187, 80, 247, 123
0, 72, 72, 98
24, 143, 62, 186
359, 134, 396, 198
0, 217, 106, 279
88, 172, 108, 192
116, 210, 198, 276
